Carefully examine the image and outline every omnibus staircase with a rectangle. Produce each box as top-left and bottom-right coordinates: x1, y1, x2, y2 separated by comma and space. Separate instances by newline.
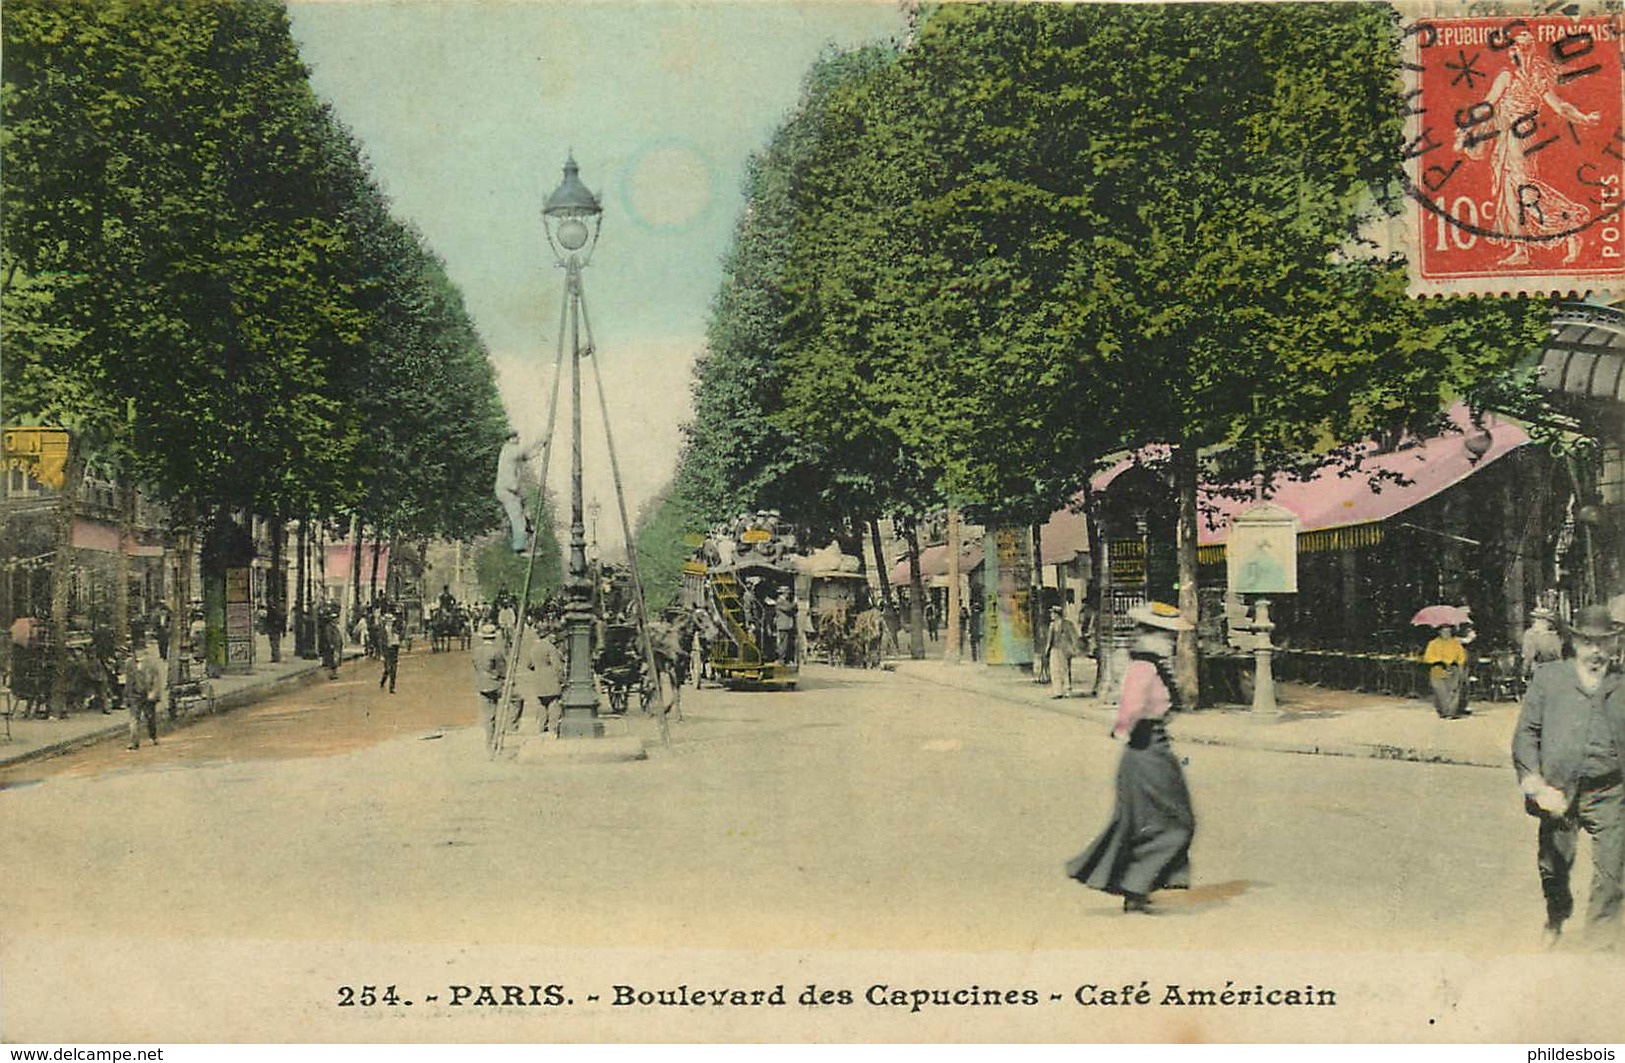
709, 572, 764, 670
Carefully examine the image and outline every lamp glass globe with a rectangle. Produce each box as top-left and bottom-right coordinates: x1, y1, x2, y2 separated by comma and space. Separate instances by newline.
557, 218, 589, 251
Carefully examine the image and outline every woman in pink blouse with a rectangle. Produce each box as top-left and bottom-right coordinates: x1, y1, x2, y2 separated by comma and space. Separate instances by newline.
1066, 601, 1197, 913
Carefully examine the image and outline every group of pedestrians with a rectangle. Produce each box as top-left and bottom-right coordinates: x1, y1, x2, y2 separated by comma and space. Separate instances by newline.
1064, 597, 1625, 953
473, 612, 567, 750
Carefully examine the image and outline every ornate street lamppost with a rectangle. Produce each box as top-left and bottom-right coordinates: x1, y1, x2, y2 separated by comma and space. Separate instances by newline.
542, 155, 605, 739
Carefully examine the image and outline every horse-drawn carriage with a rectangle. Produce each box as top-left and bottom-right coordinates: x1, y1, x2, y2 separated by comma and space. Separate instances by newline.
811, 605, 884, 668
428, 604, 470, 652
6, 632, 119, 717
594, 621, 656, 714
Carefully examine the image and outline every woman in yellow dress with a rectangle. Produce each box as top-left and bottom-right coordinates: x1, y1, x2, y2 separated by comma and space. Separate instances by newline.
1423, 624, 1469, 719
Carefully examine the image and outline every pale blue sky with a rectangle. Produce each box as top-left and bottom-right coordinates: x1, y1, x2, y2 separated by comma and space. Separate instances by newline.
286, 1, 906, 541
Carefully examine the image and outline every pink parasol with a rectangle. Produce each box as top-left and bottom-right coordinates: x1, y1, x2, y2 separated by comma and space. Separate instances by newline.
1411, 605, 1471, 627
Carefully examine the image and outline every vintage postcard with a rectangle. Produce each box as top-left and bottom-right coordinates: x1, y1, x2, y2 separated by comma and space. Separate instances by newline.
2, 0, 1624, 1050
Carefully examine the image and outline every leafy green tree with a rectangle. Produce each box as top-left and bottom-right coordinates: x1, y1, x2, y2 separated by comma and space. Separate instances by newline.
3, 0, 521, 682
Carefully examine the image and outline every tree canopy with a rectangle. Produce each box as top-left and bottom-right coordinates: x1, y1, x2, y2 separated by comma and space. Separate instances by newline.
3, 0, 514, 543
645, 2, 1552, 694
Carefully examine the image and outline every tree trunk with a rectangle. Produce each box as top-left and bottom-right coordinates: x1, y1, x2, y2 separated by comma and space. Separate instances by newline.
1085, 485, 1109, 693
294, 516, 309, 658
902, 523, 927, 660
863, 516, 901, 657
386, 534, 401, 601
369, 530, 383, 602
47, 442, 85, 717
114, 474, 133, 652
946, 507, 963, 664
1501, 476, 1524, 648
1031, 520, 1046, 667
267, 515, 285, 663
349, 514, 364, 627
1174, 439, 1201, 707
868, 517, 895, 615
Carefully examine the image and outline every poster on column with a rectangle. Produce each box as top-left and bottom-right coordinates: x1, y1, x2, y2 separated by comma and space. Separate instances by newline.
983, 525, 1033, 666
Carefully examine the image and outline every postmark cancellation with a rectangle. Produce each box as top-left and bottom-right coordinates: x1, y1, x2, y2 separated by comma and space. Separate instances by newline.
1402, 7, 1625, 296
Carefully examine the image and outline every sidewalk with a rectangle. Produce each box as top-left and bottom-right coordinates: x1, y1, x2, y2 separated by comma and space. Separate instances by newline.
892, 654, 1516, 770
1, 640, 366, 770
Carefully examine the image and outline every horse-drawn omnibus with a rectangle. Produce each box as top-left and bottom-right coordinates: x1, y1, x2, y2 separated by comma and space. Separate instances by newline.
681, 513, 800, 690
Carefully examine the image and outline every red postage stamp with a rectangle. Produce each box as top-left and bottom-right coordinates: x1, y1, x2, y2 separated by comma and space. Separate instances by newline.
1404, 12, 1625, 295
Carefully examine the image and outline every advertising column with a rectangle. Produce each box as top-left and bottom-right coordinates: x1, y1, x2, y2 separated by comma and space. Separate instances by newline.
983, 525, 1034, 667
223, 565, 255, 675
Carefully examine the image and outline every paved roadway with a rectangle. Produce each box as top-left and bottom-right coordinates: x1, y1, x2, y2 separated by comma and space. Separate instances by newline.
1, 647, 1618, 1043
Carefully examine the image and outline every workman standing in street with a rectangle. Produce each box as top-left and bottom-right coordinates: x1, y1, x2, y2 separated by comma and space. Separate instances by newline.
518, 620, 565, 736
473, 621, 509, 751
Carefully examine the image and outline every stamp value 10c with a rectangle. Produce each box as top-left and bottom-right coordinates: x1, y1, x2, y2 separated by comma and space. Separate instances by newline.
1405, 12, 1625, 296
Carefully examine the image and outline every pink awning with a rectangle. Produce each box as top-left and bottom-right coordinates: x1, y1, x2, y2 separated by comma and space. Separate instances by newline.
1090, 405, 1528, 546
1037, 502, 1089, 564
887, 542, 984, 586
325, 542, 390, 584
1200, 411, 1527, 546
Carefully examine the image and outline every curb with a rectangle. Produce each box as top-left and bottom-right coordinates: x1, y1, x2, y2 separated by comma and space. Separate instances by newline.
0, 718, 129, 771
891, 661, 1505, 771
1172, 731, 1504, 769
1, 655, 341, 771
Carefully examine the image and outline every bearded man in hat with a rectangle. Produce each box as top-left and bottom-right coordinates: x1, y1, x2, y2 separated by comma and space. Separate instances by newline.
1512, 604, 1625, 949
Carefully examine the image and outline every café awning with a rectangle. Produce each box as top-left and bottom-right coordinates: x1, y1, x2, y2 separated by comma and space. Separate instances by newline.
1088, 403, 1529, 554
887, 541, 984, 587
1037, 502, 1089, 565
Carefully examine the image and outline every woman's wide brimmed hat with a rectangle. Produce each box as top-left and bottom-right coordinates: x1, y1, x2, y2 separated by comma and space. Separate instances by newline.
1128, 601, 1193, 632
1567, 604, 1619, 641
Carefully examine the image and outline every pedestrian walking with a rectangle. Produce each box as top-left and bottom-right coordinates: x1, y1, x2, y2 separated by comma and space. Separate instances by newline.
378, 606, 403, 693
1522, 606, 1564, 676
150, 601, 173, 661
1066, 601, 1197, 914
124, 630, 165, 751
318, 605, 343, 680
967, 602, 983, 662
473, 621, 509, 752
1044, 604, 1079, 698
517, 620, 564, 735
1423, 623, 1469, 719
1511, 604, 1625, 950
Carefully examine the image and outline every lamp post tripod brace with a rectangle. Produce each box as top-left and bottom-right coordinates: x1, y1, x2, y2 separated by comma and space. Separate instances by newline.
491, 155, 665, 754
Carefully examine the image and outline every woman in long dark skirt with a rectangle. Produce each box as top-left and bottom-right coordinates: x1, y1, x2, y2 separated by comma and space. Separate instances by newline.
1066, 601, 1196, 913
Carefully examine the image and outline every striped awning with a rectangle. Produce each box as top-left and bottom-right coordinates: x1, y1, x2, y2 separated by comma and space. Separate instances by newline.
1540, 304, 1625, 404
